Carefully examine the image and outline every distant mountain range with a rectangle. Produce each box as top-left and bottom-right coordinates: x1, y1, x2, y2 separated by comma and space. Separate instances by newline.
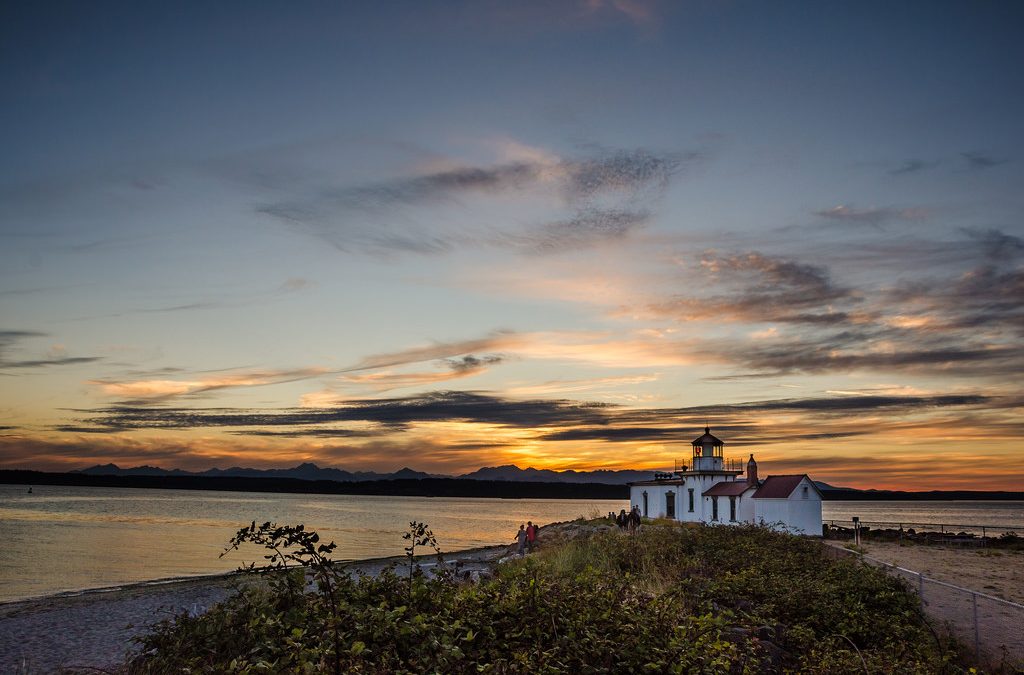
11, 465, 1018, 500
78, 462, 435, 483
76, 461, 856, 488
459, 465, 656, 484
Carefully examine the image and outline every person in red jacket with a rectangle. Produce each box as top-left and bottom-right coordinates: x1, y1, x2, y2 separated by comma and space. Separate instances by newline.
526, 521, 538, 552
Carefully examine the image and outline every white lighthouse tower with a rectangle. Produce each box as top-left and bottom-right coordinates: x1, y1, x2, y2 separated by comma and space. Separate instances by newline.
691, 426, 727, 472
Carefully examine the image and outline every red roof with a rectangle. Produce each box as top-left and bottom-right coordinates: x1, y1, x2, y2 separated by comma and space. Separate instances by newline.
752, 475, 815, 499
703, 481, 754, 497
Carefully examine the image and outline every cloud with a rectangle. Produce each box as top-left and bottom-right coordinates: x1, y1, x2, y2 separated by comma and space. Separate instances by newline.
580, 0, 659, 25
0, 330, 101, 371
640, 251, 857, 325
444, 354, 504, 373
963, 228, 1024, 262
343, 333, 524, 373
562, 149, 686, 202
280, 277, 313, 292
888, 159, 939, 175
257, 145, 701, 256
814, 205, 929, 226
92, 367, 333, 403
338, 354, 505, 392
701, 333, 1024, 378
62, 390, 997, 442
65, 391, 614, 434
520, 208, 650, 254
961, 151, 1008, 169
622, 227, 1024, 380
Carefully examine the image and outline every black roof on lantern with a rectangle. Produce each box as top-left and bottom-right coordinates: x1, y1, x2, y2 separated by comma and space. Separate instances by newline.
692, 426, 724, 447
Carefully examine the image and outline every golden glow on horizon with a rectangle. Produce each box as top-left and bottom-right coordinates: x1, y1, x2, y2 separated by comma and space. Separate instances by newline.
5, 414, 1022, 491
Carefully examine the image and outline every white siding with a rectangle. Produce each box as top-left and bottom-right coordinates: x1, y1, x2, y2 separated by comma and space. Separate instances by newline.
630, 485, 681, 519
753, 477, 822, 535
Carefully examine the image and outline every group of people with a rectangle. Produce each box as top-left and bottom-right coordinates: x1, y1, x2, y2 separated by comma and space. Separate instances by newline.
515, 521, 539, 555
611, 507, 642, 533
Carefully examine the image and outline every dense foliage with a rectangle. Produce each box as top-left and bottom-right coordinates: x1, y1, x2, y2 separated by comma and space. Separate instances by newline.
123, 520, 974, 674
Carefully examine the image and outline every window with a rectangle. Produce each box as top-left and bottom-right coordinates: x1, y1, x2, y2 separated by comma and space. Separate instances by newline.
802, 486, 809, 500
712, 496, 719, 521
729, 496, 736, 521
687, 488, 694, 512
642, 491, 648, 517
666, 491, 676, 519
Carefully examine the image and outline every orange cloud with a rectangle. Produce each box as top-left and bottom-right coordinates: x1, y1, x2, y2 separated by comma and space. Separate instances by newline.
92, 367, 331, 401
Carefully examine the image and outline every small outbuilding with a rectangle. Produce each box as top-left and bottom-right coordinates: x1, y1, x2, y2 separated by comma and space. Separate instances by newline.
628, 427, 823, 535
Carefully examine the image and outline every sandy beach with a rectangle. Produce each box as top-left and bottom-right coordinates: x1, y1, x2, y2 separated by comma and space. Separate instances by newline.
854, 540, 1024, 605
0, 546, 508, 674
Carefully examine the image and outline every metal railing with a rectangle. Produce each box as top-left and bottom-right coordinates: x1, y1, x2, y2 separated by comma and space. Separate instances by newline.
826, 544, 1024, 668
673, 457, 745, 473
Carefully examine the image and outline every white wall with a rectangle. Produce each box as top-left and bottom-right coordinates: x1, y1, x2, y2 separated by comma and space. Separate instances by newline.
631, 485, 681, 519
754, 477, 822, 535
736, 491, 756, 522
754, 499, 791, 530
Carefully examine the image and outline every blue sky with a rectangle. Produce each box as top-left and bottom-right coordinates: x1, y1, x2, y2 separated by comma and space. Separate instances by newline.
2, 1, 1023, 489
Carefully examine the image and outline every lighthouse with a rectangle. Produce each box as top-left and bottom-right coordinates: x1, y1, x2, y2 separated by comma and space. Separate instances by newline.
628, 427, 823, 535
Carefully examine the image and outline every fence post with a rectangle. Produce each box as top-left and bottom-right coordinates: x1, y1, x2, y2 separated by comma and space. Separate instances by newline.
972, 592, 980, 658
918, 572, 924, 602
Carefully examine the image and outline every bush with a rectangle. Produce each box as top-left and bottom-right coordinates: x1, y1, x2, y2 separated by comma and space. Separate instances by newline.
122, 521, 974, 673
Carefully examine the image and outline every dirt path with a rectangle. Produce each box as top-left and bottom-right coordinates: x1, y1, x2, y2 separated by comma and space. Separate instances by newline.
0, 546, 507, 673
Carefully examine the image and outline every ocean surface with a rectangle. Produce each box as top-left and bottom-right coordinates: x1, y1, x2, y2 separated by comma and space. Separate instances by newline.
1, 484, 1021, 603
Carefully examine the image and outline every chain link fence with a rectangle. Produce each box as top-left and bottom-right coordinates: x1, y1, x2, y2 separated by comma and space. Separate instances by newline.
826, 544, 1024, 669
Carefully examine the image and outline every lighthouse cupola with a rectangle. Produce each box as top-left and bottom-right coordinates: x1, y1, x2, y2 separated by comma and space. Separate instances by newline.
691, 426, 725, 471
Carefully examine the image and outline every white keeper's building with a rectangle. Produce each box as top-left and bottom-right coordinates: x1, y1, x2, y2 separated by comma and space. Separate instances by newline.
628, 427, 823, 535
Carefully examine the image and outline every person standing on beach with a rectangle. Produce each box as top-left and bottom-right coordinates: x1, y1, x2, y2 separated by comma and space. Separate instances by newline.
526, 521, 537, 552
516, 524, 527, 555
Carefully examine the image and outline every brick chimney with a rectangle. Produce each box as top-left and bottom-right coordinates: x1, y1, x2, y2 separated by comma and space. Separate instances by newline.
746, 454, 758, 487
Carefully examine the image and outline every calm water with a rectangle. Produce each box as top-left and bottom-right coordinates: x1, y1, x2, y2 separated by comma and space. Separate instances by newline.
1, 484, 1021, 603
821, 500, 1024, 529
0, 484, 624, 602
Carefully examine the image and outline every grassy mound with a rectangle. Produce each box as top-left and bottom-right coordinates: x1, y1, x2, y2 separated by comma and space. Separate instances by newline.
122, 521, 974, 673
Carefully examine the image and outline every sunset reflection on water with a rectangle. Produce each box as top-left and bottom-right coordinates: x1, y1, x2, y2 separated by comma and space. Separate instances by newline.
0, 484, 626, 602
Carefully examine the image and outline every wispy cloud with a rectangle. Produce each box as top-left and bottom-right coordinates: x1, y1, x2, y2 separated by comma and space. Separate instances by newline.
0, 330, 101, 371
961, 151, 1008, 169
257, 145, 704, 256
339, 354, 505, 392
517, 208, 650, 254
639, 251, 857, 325
814, 205, 929, 226
91, 367, 332, 403
888, 159, 939, 175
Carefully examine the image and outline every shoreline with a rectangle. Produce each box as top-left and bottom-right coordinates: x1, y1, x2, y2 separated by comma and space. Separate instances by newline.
0, 543, 511, 673
0, 541, 510, 609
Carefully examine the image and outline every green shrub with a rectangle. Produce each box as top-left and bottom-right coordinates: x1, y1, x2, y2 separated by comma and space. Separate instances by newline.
122, 521, 975, 674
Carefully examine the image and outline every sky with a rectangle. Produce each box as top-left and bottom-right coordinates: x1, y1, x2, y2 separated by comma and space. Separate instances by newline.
1, 1, 1022, 490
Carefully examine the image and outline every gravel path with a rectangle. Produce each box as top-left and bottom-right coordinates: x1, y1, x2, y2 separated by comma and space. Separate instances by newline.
0, 546, 507, 673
